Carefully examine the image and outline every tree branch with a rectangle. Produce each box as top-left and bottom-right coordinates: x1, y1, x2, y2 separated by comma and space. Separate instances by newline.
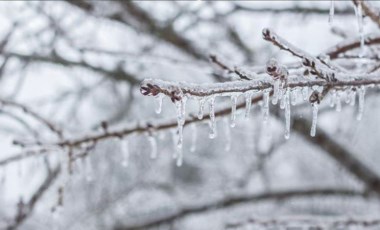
6, 166, 61, 230
113, 188, 364, 230
292, 117, 380, 195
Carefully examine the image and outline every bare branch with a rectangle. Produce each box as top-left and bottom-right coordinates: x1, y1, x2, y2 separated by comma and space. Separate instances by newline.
114, 188, 364, 230
292, 117, 380, 195
6, 166, 61, 230
2, 52, 140, 85
0, 99, 63, 139
226, 216, 380, 229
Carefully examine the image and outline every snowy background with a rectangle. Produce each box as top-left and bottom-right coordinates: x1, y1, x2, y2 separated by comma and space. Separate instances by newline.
0, 1, 380, 230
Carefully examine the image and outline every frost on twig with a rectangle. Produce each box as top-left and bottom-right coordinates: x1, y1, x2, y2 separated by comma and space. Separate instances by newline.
262, 28, 337, 81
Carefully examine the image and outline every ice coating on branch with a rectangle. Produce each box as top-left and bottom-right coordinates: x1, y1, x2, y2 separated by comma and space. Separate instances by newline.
244, 91, 253, 118
310, 103, 319, 137
224, 118, 231, 151
284, 89, 291, 139
262, 90, 270, 122
230, 95, 238, 128
141, 78, 271, 100
148, 135, 157, 159
197, 98, 206, 119
154, 94, 164, 114
357, 86, 366, 121
190, 123, 197, 152
121, 138, 129, 167
329, 0, 335, 25
208, 96, 217, 139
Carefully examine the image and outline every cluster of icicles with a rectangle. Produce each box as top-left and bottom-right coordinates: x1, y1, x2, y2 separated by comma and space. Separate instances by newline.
123, 0, 369, 168
148, 83, 368, 167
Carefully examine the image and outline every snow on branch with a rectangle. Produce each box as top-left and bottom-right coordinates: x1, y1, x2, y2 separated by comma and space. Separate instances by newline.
262, 28, 337, 81
140, 76, 380, 101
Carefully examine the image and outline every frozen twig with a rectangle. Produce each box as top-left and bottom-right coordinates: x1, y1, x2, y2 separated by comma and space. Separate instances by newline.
140, 78, 380, 101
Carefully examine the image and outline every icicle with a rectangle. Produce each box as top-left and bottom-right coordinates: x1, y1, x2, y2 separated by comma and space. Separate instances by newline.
175, 98, 187, 150
310, 103, 319, 137
272, 79, 280, 105
121, 138, 129, 167
197, 98, 206, 120
158, 131, 165, 140
336, 92, 342, 112
224, 118, 231, 152
350, 89, 356, 106
329, 0, 335, 25
330, 90, 337, 108
280, 90, 286, 110
262, 90, 270, 122
357, 86, 366, 121
171, 130, 178, 159
176, 147, 183, 167
345, 90, 352, 104
208, 96, 217, 139
284, 89, 291, 139
154, 94, 164, 114
148, 135, 157, 159
354, 1, 365, 50
291, 88, 298, 106
302, 87, 309, 101
230, 95, 238, 128
244, 91, 253, 118
190, 123, 197, 152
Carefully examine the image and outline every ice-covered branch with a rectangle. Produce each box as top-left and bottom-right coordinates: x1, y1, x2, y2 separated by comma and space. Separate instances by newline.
209, 55, 252, 80
140, 77, 380, 101
233, 4, 353, 15
262, 28, 336, 81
